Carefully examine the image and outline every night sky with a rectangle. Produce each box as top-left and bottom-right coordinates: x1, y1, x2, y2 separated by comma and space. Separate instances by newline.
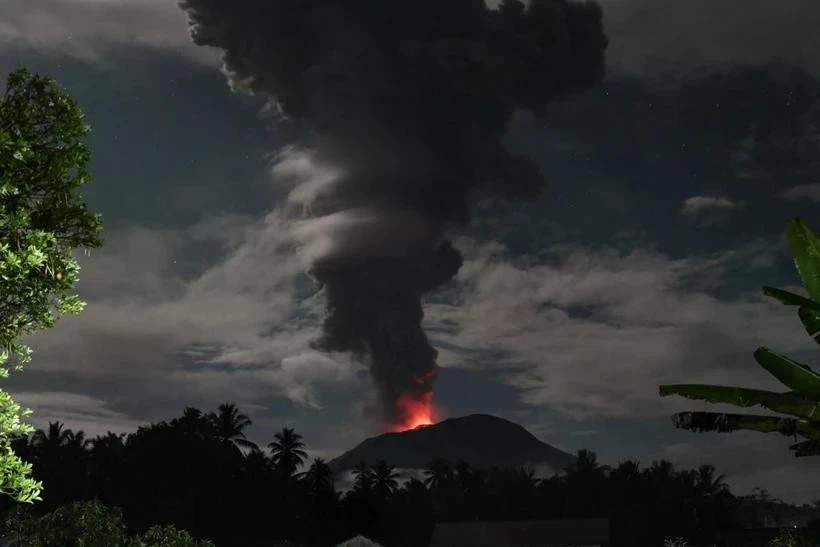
2, 0, 820, 503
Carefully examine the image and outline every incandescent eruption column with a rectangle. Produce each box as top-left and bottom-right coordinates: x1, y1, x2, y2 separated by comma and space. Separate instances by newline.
179, 0, 608, 431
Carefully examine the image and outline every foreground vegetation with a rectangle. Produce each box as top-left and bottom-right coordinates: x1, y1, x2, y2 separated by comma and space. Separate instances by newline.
0, 499, 213, 546
0, 67, 103, 504
0, 403, 817, 546
662, 218, 820, 455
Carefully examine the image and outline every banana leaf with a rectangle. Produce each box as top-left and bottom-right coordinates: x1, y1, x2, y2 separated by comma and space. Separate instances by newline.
786, 218, 820, 302
799, 306, 820, 346
762, 286, 820, 311
753, 347, 820, 398
671, 411, 819, 439
659, 384, 820, 420
789, 439, 820, 457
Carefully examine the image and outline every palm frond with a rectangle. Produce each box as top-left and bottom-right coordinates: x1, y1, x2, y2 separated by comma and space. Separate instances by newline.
671, 411, 818, 439
753, 347, 820, 398
789, 439, 820, 457
762, 286, 820, 310
787, 218, 820, 302
659, 384, 820, 420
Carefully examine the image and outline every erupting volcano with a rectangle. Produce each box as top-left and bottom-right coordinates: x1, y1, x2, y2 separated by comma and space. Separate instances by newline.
329, 414, 577, 474
388, 392, 438, 432
179, 0, 607, 428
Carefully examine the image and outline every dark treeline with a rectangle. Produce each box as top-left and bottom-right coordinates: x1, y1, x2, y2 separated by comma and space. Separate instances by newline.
0, 403, 815, 546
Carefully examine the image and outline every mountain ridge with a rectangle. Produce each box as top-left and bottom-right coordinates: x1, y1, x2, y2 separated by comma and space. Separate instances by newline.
329, 413, 576, 474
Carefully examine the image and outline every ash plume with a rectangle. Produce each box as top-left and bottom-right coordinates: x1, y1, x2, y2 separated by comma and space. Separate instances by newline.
179, 0, 608, 428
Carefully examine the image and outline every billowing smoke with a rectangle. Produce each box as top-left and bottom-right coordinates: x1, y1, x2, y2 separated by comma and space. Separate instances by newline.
179, 0, 608, 429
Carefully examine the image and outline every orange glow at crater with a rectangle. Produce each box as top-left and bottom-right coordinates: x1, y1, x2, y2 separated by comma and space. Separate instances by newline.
388, 392, 440, 432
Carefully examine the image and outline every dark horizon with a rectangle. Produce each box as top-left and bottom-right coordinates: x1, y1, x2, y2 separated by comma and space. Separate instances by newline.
5, 401, 818, 545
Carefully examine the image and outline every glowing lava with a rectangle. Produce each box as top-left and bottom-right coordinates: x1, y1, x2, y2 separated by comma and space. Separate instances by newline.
388, 392, 439, 432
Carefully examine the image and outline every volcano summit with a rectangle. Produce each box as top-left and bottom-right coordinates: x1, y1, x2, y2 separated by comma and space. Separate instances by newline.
329, 414, 576, 474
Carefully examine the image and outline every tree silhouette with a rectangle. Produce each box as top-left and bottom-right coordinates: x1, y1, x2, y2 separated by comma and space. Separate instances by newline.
648, 460, 677, 485
610, 460, 640, 483
31, 422, 72, 452
301, 456, 338, 543
268, 427, 307, 478
87, 432, 126, 504
64, 430, 91, 453
370, 461, 400, 502
423, 458, 451, 490
694, 464, 729, 498
243, 447, 271, 479
0, 405, 778, 547
89, 432, 126, 454
567, 449, 605, 476
205, 403, 258, 453
172, 407, 215, 439
302, 458, 334, 495
28, 422, 90, 510
454, 461, 472, 490
351, 461, 373, 496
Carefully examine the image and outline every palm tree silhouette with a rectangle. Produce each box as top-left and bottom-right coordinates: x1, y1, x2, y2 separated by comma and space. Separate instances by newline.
423, 458, 451, 490
64, 430, 91, 452
243, 447, 271, 475
30, 422, 89, 508
351, 461, 373, 494
90, 432, 126, 453
611, 460, 640, 479
181, 407, 203, 421
648, 460, 677, 486
302, 458, 334, 495
0, 401, 750, 547
206, 403, 258, 452
454, 460, 475, 492
567, 449, 604, 476
88, 432, 126, 500
31, 421, 72, 452
694, 464, 728, 497
371, 460, 399, 501
172, 407, 215, 439
268, 427, 307, 478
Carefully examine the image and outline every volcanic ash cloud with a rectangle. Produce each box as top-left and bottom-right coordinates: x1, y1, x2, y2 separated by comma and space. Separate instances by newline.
178, 0, 609, 430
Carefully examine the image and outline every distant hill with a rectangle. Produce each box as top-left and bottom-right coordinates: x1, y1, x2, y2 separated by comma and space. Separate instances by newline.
329, 414, 576, 474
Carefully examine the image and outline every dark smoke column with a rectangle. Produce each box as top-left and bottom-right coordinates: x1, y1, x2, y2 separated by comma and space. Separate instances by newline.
179, 0, 608, 430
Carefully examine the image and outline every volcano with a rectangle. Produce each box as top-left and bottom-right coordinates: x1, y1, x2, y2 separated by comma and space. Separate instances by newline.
329, 414, 576, 474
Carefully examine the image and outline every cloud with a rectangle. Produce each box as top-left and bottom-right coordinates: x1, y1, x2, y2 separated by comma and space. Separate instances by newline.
679, 196, 739, 216
10, 206, 362, 426
0, 0, 220, 64
600, 0, 820, 78
4, 184, 814, 500
11, 391, 143, 440
1, 0, 818, 80
570, 429, 599, 437
778, 183, 820, 203
0, 144, 385, 454
424, 236, 812, 420
489, 0, 820, 79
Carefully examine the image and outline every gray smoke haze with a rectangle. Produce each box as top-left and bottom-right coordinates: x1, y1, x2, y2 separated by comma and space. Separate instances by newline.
178, 0, 608, 428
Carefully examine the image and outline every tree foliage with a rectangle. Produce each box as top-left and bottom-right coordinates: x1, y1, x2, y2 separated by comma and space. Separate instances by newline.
0, 406, 767, 546
660, 218, 820, 456
0, 67, 103, 504
0, 499, 214, 546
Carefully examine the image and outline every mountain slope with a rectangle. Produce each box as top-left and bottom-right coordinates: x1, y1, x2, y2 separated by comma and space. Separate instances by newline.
329, 414, 575, 473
